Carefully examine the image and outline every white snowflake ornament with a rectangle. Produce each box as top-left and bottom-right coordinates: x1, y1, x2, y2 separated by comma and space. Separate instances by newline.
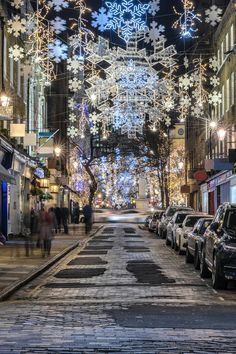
205, 5, 222, 27
69, 78, 82, 92
164, 117, 171, 127
50, 17, 66, 34
148, 0, 160, 16
90, 112, 98, 123
7, 15, 26, 37
48, 0, 69, 12
209, 90, 222, 106
90, 125, 99, 135
20, 61, 32, 78
210, 75, 220, 87
68, 98, 76, 110
67, 126, 78, 138
69, 113, 77, 123
9, 45, 24, 61
209, 56, 219, 72
48, 39, 68, 63
179, 74, 194, 90
145, 21, 166, 45
91, 7, 111, 32
67, 56, 84, 74
11, 0, 24, 9
25, 16, 36, 35
180, 95, 191, 108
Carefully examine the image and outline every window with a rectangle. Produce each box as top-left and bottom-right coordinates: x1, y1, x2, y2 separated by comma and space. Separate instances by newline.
230, 24, 235, 50
17, 61, 21, 96
226, 78, 230, 111
221, 41, 224, 65
3, 36, 7, 79
10, 58, 14, 87
217, 49, 220, 67
221, 85, 225, 116
226, 33, 229, 53
231, 72, 235, 106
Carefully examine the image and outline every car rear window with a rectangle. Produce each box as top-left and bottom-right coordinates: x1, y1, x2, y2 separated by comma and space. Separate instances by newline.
185, 216, 202, 227
176, 214, 188, 223
224, 210, 236, 235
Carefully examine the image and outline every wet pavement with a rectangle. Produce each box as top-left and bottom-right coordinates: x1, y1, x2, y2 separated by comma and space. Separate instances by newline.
1, 224, 236, 353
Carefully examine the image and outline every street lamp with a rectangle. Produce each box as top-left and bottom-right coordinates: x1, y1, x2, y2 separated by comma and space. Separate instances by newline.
217, 128, 226, 141
54, 146, 62, 157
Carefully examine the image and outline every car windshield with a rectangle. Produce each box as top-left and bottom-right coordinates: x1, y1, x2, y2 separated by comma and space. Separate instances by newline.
185, 216, 202, 227
224, 210, 236, 236
176, 214, 188, 224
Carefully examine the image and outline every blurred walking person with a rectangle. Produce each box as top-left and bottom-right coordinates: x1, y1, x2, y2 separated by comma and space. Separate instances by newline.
39, 207, 54, 257
54, 206, 62, 233
83, 204, 93, 234
61, 206, 69, 234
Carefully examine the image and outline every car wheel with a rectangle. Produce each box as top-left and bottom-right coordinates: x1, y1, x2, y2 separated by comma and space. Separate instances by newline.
165, 236, 171, 246
174, 239, 179, 251
212, 256, 227, 290
194, 246, 200, 270
185, 246, 194, 263
200, 248, 211, 278
178, 236, 184, 255
171, 234, 175, 249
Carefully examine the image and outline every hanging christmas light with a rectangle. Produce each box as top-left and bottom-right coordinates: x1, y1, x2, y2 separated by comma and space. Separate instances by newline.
173, 0, 201, 39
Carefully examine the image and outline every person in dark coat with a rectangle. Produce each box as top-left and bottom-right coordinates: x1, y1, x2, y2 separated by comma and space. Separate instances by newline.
83, 204, 93, 234
73, 203, 80, 224
61, 207, 69, 234
54, 206, 62, 233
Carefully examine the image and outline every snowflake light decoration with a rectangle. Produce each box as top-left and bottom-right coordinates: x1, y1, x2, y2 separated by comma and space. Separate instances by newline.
209, 90, 222, 106
173, 0, 202, 38
67, 56, 84, 74
179, 73, 194, 90
7, 15, 26, 37
209, 56, 219, 72
48, 39, 68, 63
205, 5, 222, 27
50, 16, 66, 34
11, 0, 24, 9
210, 75, 220, 87
91, 7, 111, 32
67, 126, 79, 138
69, 113, 77, 123
105, 0, 150, 42
69, 78, 82, 92
145, 21, 166, 45
48, 0, 69, 12
9, 45, 24, 61
148, 0, 160, 16
90, 112, 98, 123
68, 98, 76, 110
90, 125, 99, 135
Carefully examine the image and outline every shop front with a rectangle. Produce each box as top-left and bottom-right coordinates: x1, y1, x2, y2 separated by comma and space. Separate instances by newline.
201, 171, 232, 215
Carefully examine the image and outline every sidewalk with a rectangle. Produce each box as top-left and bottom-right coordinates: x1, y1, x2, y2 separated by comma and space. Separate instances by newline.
0, 224, 101, 299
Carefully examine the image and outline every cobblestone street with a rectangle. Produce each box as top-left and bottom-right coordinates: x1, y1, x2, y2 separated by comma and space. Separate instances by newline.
1, 225, 236, 353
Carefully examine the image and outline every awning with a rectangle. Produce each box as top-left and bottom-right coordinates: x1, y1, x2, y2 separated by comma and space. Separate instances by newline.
0, 164, 16, 185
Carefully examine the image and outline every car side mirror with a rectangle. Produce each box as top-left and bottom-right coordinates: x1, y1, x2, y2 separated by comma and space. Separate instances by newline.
210, 222, 220, 232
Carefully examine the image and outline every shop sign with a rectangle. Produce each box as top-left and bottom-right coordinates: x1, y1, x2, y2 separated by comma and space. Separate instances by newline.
181, 185, 190, 194
193, 170, 208, 182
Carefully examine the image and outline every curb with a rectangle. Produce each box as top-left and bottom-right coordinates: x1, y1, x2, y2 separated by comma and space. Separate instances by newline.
0, 224, 104, 302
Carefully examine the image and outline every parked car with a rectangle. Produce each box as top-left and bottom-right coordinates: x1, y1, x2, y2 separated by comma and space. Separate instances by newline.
166, 211, 193, 248
158, 205, 193, 239
185, 217, 213, 268
110, 209, 151, 224
175, 214, 206, 254
200, 203, 236, 289
148, 210, 164, 232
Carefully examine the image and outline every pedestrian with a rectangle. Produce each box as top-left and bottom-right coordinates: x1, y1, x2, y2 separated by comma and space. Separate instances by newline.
73, 203, 80, 224
39, 207, 54, 257
83, 204, 93, 234
23, 209, 34, 257
54, 206, 62, 233
61, 206, 69, 234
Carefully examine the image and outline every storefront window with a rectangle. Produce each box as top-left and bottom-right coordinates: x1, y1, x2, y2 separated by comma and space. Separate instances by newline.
231, 185, 236, 203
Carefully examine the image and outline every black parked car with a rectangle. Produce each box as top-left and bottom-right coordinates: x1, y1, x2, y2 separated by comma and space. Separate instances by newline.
185, 217, 213, 269
200, 203, 236, 289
